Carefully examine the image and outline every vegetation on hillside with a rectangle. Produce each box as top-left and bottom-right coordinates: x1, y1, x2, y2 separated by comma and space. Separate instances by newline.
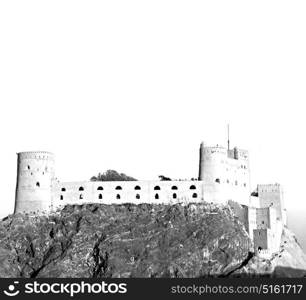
90, 170, 137, 182
158, 175, 172, 181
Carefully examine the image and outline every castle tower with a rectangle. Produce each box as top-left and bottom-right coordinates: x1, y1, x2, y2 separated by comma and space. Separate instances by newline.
15, 151, 55, 214
198, 142, 251, 205
257, 183, 286, 225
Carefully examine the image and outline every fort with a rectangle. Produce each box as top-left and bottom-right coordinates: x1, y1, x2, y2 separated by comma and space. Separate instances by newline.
14, 141, 286, 258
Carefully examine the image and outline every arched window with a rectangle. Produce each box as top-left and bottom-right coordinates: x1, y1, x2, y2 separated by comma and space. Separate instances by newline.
79, 186, 84, 191
192, 193, 197, 198
36, 182, 40, 187
97, 186, 103, 190
115, 186, 122, 190
171, 186, 178, 190
99, 194, 103, 200
190, 185, 196, 190
60, 195, 63, 200
134, 186, 141, 190
154, 186, 161, 190
136, 194, 140, 199
61, 187, 66, 192
27, 165, 30, 170
173, 193, 177, 199
79, 194, 83, 200
155, 193, 159, 199
116, 194, 121, 199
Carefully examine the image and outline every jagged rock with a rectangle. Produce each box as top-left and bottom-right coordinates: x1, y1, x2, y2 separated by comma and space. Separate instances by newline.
0, 203, 305, 278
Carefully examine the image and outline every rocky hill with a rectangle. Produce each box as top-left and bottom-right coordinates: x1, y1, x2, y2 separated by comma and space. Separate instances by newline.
0, 203, 305, 278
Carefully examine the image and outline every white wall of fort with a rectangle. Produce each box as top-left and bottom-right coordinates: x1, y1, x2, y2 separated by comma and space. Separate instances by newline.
51, 180, 204, 210
252, 205, 283, 258
253, 223, 283, 258
247, 207, 257, 240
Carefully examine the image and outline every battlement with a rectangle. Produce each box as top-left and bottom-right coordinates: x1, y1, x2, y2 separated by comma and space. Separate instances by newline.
17, 151, 55, 161
201, 145, 227, 155
227, 148, 249, 161
258, 183, 283, 193
200, 142, 249, 161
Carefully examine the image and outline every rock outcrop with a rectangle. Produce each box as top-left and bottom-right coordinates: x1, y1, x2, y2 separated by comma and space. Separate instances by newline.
0, 203, 305, 278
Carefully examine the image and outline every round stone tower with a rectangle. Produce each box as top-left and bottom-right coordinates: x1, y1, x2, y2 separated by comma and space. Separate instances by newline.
198, 142, 228, 184
198, 141, 251, 204
15, 151, 55, 214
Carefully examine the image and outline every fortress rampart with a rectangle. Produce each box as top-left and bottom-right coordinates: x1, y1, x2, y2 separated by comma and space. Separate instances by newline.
52, 180, 203, 209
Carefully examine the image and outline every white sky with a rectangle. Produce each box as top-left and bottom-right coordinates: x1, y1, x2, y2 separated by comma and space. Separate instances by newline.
0, 1, 306, 218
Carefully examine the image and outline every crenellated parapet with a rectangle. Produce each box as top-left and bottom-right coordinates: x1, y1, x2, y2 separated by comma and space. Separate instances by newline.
17, 151, 55, 161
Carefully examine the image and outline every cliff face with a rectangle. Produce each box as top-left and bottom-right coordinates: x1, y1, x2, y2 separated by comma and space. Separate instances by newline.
0, 203, 304, 278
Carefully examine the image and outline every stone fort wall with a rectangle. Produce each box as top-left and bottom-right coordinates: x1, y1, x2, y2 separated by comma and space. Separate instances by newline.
51, 180, 204, 210
228, 200, 284, 257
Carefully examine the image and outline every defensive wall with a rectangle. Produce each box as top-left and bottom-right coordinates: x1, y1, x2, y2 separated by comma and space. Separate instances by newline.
51, 180, 204, 210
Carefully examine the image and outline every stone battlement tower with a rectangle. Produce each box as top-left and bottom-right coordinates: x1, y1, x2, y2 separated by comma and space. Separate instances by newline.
198, 142, 251, 205
15, 151, 55, 214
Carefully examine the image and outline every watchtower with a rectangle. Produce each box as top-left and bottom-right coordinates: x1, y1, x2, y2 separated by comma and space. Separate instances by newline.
14, 151, 55, 214
198, 142, 251, 205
